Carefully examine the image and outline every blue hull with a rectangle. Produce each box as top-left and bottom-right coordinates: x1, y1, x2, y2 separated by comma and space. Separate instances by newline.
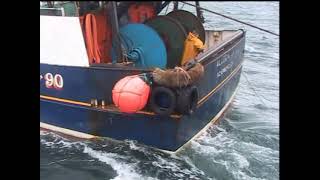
40, 30, 245, 152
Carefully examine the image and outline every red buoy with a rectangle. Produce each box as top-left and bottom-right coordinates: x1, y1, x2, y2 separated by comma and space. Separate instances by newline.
112, 75, 150, 113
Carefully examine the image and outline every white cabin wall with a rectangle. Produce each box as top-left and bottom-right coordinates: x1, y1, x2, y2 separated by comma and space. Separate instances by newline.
40, 16, 89, 67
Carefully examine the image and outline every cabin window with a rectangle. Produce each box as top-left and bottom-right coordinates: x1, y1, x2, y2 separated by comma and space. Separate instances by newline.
40, 1, 79, 16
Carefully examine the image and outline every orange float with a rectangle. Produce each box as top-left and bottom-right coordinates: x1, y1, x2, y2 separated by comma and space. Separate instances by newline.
128, 4, 156, 23
82, 9, 112, 64
112, 75, 150, 113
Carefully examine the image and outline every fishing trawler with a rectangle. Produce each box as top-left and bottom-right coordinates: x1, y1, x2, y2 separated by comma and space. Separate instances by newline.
40, 1, 246, 153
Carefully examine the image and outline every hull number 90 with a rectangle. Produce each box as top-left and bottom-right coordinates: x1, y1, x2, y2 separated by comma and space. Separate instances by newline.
41, 73, 64, 90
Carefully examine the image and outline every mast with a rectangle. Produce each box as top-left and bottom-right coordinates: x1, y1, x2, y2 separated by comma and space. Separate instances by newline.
195, 1, 205, 23
156, 1, 171, 14
107, 1, 123, 63
47, 1, 54, 8
173, 1, 179, 11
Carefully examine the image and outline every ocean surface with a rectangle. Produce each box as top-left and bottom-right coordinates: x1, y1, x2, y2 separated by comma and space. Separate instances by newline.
40, 2, 279, 180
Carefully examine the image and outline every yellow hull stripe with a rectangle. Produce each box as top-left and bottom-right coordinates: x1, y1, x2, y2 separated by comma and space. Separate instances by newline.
40, 95, 181, 118
40, 95, 91, 107
197, 61, 243, 106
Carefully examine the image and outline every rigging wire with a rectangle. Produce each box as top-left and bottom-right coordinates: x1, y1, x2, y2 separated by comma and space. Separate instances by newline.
180, 2, 185, 9
241, 71, 275, 107
164, 1, 170, 15
179, 1, 279, 37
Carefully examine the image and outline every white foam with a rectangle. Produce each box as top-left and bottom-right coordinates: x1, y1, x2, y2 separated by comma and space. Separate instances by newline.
180, 156, 207, 177
125, 140, 206, 179
83, 146, 157, 180
151, 153, 204, 179
189, 127, 279, 180
190, 140, 260, 180
235, 154, 250, 169
41, 133, 157, 179
40, 131, 85, 149
245, 45, 257, 53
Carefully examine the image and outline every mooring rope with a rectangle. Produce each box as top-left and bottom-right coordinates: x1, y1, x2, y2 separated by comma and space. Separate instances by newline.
179, 1, 279, 37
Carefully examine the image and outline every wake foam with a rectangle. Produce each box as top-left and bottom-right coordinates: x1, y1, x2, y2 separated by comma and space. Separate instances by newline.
186, 125, 278, 180
41, 132, 156, 180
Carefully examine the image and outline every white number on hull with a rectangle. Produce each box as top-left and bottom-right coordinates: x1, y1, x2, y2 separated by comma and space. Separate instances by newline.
53, 74, 63, 89
44, 73, 54, 88
43, 73, 64, 90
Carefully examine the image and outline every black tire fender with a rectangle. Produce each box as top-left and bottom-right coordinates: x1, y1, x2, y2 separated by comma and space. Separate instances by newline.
149, 86, 176, 116
176, 86, 199, 115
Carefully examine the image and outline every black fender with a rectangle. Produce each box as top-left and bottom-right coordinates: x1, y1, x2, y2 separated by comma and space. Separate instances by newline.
149, 86, 176, 116
175, 86, 199, 115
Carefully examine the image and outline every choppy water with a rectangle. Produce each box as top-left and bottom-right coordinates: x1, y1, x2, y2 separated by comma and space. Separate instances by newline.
40, 2, 279, 180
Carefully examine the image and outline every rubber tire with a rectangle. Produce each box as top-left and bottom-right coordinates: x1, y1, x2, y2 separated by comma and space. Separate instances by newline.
176, 86, 199, 115
149, 86, 176, 116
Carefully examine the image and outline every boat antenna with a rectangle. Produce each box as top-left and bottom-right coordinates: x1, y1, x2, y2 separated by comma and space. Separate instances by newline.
179, 1, 279, 37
